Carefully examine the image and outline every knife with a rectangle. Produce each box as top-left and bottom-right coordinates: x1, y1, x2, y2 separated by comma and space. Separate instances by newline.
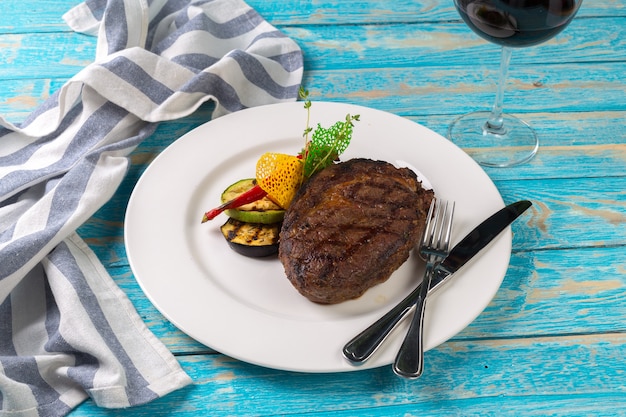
342, 200, 532, 364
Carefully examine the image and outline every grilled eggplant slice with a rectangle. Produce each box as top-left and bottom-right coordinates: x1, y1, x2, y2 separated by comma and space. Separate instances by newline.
220, 218, 280, 257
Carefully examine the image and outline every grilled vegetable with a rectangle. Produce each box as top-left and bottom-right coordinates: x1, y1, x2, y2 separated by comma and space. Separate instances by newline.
201, 181, 268, 223
204, 178, 285, 224
220, 218, 281, 257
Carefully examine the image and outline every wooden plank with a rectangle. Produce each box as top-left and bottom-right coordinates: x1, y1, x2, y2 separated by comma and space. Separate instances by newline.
283, 17, 626, 70
458, 246, 626, 339
246, 1, 623, 25
301, 62, 626, 118
0, 0, 81, 33
0, 33, 95, 79
498, 177, 626, 249
415, 111, 626, 147
2, 1, 619, 33
2, 16, 623, 78
1, 13, 623, 122
68, 333, 626, 416
3, 57, 625, 126
0, 78, 68, 123
414, 111, 626, 183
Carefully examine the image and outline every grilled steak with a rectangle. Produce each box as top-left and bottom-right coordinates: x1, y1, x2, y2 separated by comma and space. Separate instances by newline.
279, 158, 434, 304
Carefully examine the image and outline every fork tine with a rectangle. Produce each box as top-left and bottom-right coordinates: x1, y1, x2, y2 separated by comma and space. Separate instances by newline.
420, 198, 436, 249
442, 202, 455, 252
432, 200, 447, 250
426, 198, 449, 253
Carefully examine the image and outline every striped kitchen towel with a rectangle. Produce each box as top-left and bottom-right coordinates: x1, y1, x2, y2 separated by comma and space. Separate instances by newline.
0, 0, 303, 415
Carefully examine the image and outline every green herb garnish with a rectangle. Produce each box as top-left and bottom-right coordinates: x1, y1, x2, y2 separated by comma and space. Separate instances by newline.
298, 87, 359, 180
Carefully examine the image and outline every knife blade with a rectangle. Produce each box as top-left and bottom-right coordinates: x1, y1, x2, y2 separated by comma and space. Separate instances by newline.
342, 199, 533, 364
429, 199, 532, 292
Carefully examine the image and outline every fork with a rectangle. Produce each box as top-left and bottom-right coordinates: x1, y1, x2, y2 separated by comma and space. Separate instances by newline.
342, 199, 454, 365
393, 199, 454, 378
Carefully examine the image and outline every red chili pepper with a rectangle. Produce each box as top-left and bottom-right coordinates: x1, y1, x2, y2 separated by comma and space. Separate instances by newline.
201, 184, 268, 223
201, 154, 305, 223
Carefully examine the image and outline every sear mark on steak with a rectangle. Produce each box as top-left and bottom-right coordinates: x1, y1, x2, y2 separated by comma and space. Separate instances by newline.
279, 158, 435, 304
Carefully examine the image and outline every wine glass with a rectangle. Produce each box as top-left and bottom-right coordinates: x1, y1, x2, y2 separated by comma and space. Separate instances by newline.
448, 0, 583, 167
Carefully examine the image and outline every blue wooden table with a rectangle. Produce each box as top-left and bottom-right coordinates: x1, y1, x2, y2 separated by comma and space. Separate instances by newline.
2, 0, 626, 415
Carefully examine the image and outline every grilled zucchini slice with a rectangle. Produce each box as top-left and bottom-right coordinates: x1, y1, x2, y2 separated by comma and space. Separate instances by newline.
220, 218, 280, 257
221, 178, 285, 224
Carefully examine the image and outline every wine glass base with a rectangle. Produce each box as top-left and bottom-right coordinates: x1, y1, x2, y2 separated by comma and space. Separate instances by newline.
448, 111, 539, 168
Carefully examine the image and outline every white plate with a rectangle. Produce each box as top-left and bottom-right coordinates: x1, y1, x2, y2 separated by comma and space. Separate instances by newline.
125, 101, 509, 373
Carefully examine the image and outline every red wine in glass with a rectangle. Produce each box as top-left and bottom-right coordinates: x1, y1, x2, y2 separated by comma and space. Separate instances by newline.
448, 0, 583, 167
456, 0, 581, 47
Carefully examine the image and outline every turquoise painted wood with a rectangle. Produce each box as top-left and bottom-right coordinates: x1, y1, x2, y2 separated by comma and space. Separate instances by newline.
2, 0, 626, 416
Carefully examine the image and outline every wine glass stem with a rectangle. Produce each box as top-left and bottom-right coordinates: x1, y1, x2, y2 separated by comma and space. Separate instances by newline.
485, 46, 513, 135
